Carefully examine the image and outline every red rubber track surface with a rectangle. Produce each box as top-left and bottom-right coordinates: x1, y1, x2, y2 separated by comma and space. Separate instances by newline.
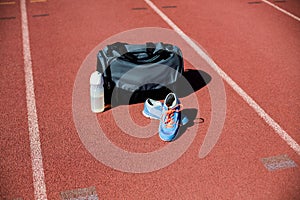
0, 0, 299, 199
0, 2, 35, 200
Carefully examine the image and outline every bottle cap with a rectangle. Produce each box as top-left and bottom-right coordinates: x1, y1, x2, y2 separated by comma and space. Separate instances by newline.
90, 71, 102, 85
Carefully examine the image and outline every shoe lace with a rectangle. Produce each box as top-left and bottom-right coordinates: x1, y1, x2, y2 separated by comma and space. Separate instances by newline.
164, 104, 183, 128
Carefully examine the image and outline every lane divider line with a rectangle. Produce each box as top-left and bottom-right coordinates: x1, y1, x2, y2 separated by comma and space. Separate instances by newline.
0, 1, 16, 5
261, 0, 300, 22
144, 0, 300, 156
20, 0, 48, 199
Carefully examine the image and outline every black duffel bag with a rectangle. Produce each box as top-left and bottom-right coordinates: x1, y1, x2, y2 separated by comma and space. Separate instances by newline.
96, 42, 184, 106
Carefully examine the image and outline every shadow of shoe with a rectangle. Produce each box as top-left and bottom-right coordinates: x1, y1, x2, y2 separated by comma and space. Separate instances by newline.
173, 108, 199, 141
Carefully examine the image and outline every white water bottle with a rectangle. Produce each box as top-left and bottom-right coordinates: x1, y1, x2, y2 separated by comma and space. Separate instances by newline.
90, 71, 105, 113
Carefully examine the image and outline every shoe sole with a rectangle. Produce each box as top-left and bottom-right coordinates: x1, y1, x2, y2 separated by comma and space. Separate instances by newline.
159, 131, 176, 142
142, 110, 160, 120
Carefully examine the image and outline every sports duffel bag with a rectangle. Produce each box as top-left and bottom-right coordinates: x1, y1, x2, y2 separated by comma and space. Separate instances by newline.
96, 42, 184, 105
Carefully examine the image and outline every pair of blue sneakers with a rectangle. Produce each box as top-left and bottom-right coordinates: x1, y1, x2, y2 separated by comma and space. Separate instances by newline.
142, 93, 187, 141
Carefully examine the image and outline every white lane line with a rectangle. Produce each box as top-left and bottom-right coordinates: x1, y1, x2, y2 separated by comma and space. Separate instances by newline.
144, 0, 300, 156
20, 0, 48, 199
262, 0, 300, 22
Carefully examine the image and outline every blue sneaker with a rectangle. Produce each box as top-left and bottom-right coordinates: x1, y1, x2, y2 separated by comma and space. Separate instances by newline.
142, 98, 189, 125
159, 93, 183, 141
142, 98, 163, 120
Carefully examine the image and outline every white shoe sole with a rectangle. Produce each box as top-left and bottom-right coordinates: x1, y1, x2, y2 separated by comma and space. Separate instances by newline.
142, 110, 159, 120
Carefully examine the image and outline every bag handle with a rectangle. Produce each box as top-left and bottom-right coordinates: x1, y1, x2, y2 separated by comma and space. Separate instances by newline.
106, 42, 163, 57
123, 42, 156, 55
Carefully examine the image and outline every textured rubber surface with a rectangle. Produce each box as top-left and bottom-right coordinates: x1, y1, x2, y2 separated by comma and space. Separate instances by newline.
0, 0, 299, 199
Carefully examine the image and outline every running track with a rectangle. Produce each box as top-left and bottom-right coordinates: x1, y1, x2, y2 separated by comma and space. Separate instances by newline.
0, 0, 299, 199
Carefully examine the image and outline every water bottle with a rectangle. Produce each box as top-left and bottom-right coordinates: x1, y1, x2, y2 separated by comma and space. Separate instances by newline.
90, 71, 105, 113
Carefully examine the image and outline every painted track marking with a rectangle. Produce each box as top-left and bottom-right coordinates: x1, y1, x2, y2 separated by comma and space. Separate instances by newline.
32, 13, 49, 17
0, 16, 16, 20
30, 0, 47, 3
144, 0, 300, 156
261, 154, 298, 171
262, 0, 300, 22
248, 1, 262, 4
0, 1, 15, 5
131, 7, 147, 10
162, 5, 177, 9
20, 0, 48, 199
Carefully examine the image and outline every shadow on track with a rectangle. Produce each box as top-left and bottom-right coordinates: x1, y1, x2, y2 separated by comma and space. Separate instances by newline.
177, 69, 212, 98
110, 69, 212, 106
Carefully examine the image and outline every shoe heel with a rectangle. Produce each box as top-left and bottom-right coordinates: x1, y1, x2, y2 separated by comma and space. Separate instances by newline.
142, 110, 156, 119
